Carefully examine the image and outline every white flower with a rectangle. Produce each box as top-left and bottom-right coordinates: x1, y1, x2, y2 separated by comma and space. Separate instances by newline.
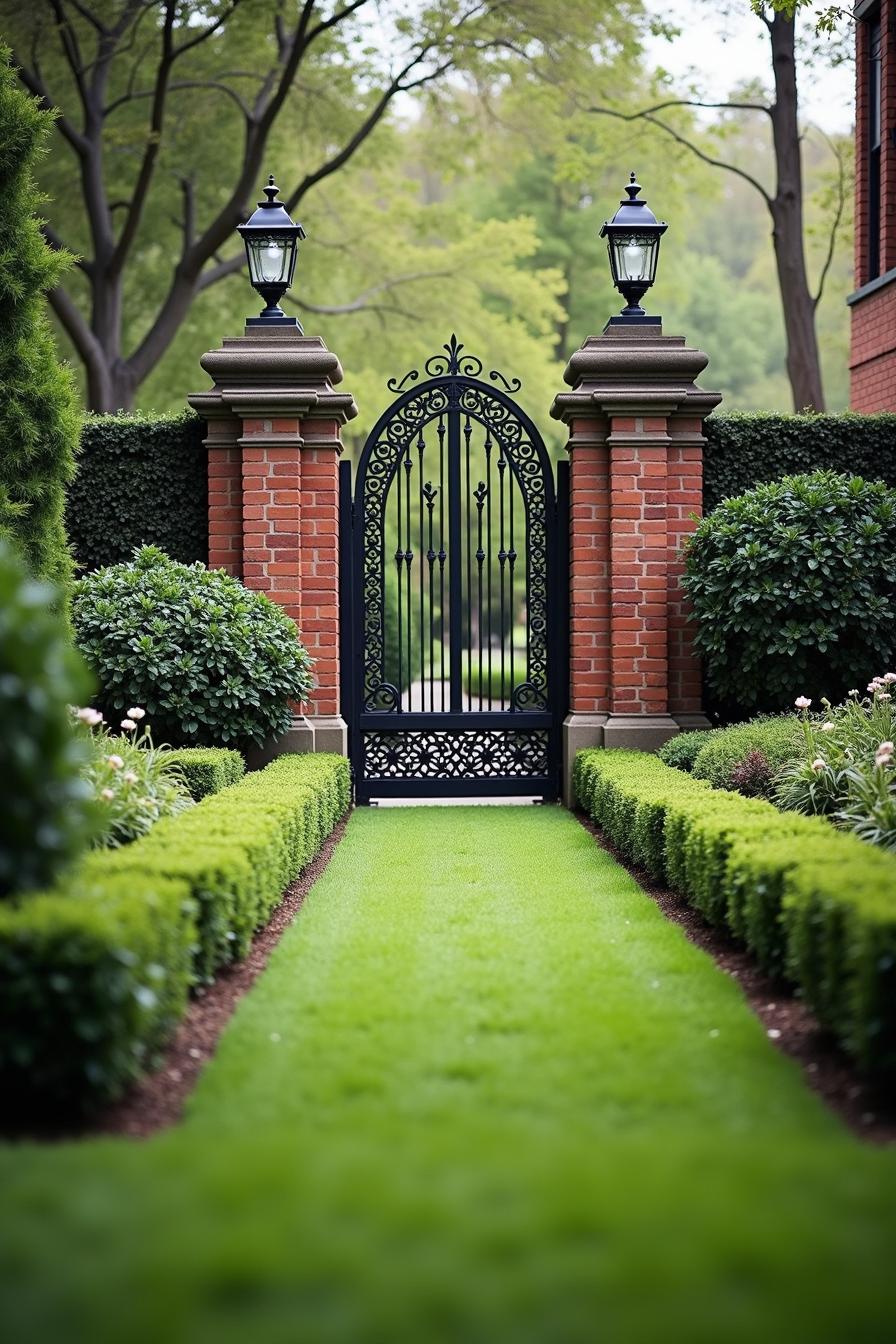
879, 693, 892, 703
100, 788, 115, 801
869, 681, 884, 693
127, 707, 146, 720
848, 689, 859, 697
123, 771, 138, 784
795, 696, 812, 710
884, 673, 896, 684
76, 707, 103, 727
120, 718, 137, 732
811, 758, 826, 772
106, 754, 124, 770
821, 722, 834, 732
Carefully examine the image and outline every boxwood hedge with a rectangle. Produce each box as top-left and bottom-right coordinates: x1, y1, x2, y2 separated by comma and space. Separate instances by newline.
703, 412, 896, 511
67, 413, 207, 574
575, 748, 896, 1079
0, 752, 351, 1116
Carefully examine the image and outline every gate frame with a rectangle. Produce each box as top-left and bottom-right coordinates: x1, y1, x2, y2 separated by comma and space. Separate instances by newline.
340, 348, 568, 804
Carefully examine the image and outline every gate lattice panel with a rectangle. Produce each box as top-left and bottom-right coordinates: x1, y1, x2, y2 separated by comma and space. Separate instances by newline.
341, 336, 567, 802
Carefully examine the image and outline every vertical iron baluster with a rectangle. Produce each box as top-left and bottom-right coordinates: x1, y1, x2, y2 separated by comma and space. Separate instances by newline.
498, 445, 507, 707
509, 454, 516, 705
404, 444, 413, 707
423, 481, 437, 715
438, 413, 447, 711
418, 430, 425, 704
448, 407, 462, 713
485, 433, 493, 712
464, 413, 472, 711
474, 480, 487, 706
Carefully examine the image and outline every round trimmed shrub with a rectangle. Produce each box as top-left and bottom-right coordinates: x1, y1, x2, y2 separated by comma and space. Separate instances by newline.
691, 716, 802, 797
657, 730, 715, 773
0, 539, 95, 897
72, 547, 314, 747
684, 471, 896, 713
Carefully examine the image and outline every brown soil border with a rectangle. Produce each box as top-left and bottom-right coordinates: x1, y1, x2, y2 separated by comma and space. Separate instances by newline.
576, 810, 896, 1145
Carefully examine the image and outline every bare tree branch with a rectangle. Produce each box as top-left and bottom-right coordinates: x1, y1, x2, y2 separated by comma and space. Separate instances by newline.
587, 104, 774, 205
811, 128, 847, 308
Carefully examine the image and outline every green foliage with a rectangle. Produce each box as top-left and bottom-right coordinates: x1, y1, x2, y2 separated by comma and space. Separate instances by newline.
691, 717, 802, 797
703, 413, 896, 512
72, 547, 314, 746
82, 724, 194, 849
0, 541, 96, 898
67, 413, 208, 573
656, 730, 714, 772
576, 747, 896, 1076
162, 747, 245, 800
0, 871, 194, 1116
83, 753, 350, 985
775, 681, 896, 850
2, 752, 349, 1114
683, 472, 896, 714
0, 49, 78, 590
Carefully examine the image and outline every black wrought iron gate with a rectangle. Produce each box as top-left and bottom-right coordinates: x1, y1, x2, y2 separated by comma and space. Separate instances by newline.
340, 336, 568, 803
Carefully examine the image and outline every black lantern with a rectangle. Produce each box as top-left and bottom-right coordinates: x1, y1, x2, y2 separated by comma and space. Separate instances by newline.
600, 172, 667, 324
238, 175, 306, 328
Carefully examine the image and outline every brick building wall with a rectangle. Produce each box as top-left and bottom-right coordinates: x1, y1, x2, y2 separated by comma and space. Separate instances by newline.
850, 0, 896, 410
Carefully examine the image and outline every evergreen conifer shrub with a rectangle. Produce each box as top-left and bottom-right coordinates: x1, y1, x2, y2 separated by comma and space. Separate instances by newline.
0, 540, 95, 897
0, 49, 79, 591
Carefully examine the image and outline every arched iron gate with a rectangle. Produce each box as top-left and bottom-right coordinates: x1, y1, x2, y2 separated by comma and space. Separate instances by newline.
340, 336, 568, 802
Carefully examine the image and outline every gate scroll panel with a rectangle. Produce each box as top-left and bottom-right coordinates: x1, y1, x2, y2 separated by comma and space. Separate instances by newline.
347, 336, 565, 800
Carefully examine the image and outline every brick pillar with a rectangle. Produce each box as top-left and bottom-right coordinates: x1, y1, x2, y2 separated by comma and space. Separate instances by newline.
551, 323, 720, 800
189, 328, 356, 758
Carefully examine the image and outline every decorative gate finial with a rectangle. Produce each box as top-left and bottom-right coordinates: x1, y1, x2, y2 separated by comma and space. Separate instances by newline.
387, 335, 522, 394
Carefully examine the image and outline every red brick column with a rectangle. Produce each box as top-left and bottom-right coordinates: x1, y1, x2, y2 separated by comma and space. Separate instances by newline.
189, 331, 356, 758
551, 325, 720, 798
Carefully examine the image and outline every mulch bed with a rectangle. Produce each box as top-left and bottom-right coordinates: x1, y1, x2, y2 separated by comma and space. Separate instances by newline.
576, 810, 896, 1145
85, 815, 348, 1141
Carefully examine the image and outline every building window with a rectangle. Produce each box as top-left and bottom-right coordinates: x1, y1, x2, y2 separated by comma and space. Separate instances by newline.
869, 14, 882, 280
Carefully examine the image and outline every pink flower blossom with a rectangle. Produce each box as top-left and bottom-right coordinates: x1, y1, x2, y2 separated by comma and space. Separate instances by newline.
120, 718, 137, 732
795, 696, 812, 710
123, 771, 138, 784
127, 707, 146, 719
821, 722, 834, 732
100, 788, 115, 801
106, 754, 124, 770
76, 707, 103, 727
885, 673, 896, 684
811, 758, 825, 772
876, 742, 894, 767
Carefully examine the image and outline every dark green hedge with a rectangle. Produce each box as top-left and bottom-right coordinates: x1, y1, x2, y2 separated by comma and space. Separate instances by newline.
575, 749, 896, 1079
703, 412, 896, 511
67, 413, 208, 574
0, 752, 350, 1117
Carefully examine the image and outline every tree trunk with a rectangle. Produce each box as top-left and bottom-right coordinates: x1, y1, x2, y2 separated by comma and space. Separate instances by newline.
768, 13, 825, 412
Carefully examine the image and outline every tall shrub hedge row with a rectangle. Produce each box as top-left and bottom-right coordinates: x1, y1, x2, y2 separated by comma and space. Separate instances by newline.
0, 752, 350, 1116
67, 413, 208, 573
575, 749, 896, 1080
703, 412, 896, 510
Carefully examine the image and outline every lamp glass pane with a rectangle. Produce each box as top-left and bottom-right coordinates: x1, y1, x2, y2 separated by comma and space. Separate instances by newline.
611, 234, 658, 283
246, 234, 292, 285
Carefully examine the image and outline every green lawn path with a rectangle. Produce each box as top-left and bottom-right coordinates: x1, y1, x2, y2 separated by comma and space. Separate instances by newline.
2, 805, 896, 1343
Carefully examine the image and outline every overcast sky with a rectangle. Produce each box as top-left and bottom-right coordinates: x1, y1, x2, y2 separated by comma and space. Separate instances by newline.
642, 0, 854, 135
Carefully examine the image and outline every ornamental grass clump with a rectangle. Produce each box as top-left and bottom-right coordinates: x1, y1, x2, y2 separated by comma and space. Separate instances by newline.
74, 706, 194, 848
683, 471, 896, 713
73, 546, 314, 746
775, 680, 896, 851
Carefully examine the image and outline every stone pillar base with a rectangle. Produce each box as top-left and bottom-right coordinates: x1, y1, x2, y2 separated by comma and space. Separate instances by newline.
602, 713, 680, 752
243, 713, 348, 770
672, 711, 712, 733
306, 715, 348, 756
562, 712, 608, 806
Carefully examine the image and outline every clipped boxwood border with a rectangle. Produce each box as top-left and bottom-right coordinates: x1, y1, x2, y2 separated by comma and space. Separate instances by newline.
0, 752, 350, 1117
575, 749, 896, 1080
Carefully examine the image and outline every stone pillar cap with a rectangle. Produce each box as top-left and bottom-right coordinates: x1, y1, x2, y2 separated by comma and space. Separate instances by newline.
189, 329, 358, 424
